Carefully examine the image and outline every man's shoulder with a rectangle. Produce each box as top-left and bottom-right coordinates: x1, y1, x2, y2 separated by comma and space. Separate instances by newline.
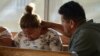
75, 21, 100, 35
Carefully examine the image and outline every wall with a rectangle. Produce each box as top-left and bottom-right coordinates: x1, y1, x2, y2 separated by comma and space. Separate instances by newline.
49, 0, 100, 23
0, 0, 44, 32
0, 0, 100, 32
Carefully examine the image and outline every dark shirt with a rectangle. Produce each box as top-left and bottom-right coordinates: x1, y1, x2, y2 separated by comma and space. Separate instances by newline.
69, 20, 100, 56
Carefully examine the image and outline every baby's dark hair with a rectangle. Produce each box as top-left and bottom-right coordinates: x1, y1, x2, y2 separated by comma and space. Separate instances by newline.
20, 3, 41, 29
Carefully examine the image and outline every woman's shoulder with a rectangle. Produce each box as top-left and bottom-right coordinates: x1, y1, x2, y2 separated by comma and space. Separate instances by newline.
14, 31, 25, 39
47, 28, 61, 36
43, 28, 60, 39
18, 31, 25, 36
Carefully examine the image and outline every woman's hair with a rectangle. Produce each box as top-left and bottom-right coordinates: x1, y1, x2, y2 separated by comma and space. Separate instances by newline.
20, 3, 41, 29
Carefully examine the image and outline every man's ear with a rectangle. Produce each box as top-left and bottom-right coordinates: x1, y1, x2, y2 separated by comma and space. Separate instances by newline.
70, 20, 75, 29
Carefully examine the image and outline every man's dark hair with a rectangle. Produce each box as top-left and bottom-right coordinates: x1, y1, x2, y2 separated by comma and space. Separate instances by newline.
59, 1, 86, 22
